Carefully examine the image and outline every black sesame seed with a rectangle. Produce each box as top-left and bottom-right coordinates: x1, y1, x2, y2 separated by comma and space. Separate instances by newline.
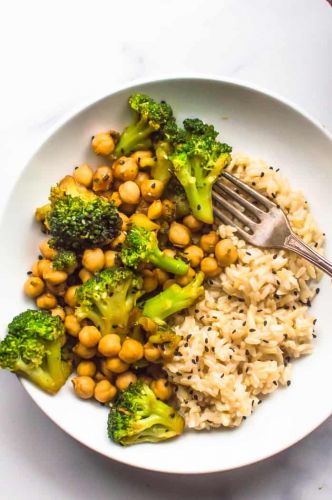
245, 349, 250, 355
207, 327, 212, 331
313, 334, 317, 338
38, 255, 43, 260
151, 183, 156, 189
287, 380, 291, 386
258, 400, 262, 405
197, 205, 201, 210
313, 319, 317, 325
276, 168, 280, 172
273, 254, 278, 260
260, 172, 265, 177
27, 271, 32, 275
249, 328, 255, 332
263, 320, 267, 326
242, 321, 246, 326
220, 374, 224, 378
211, 347, 215, 352
263, 340, 269, 343
316, 288, 320, 294
188, 375, 192, 380
184, 342, 188, 348
273, 381, 278, 386
204, 346, 209, 353
205, 338, 208, 344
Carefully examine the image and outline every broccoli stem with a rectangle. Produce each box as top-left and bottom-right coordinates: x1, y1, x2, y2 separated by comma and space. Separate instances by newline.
149, 250, 189, 275
151, 143, 172, 184
183, 182, 214, 224
115, 120, 155, 156
46, 341, 71, 388
16, 360, 58, 394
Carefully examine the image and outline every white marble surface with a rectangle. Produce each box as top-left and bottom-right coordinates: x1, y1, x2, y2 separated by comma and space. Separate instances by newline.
0, 0, 332, 498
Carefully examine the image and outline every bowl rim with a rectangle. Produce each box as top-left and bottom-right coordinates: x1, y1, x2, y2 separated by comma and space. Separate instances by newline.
2, 74, 332, 474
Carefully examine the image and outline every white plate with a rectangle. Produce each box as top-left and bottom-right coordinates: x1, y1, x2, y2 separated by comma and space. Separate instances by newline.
1, 76, 331, 474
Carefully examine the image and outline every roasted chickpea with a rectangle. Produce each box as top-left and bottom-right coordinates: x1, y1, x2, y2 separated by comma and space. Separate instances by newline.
119, 181, 140, 204
95, 371, 106, 382
183, 245, 204, 268
110, 191, 122, 207
91, 132, 115, 156
200, 231, 220, 254
72, 376, 95, 399
200, 257, 221, 278
115, 371, 137, 391
24, 276, 45, 298
163, 279, 176, 290
98, 334, 121, 357
143, 273, 158, 293
150, 378, 172, 401
82, 248, 105, 273
169, 222, 191, 247
104, 250, 117, 268
50, 306, 65, 321
31, 261, 41, 277
100, 359, 114, 379
154, 268, 169, 285
135, 171, 150, 188
39, 239, 57, 260
79, 268, 93, 283
38, 259, 52, 278
73, 342, 97, 359
79, 325, 101, 348
110, 231, 126, 249
130, 150, 154, 168
215, 239, 239, 267
74, 163, 94, 187
44, 270, 68, 285
140, 179, 164, 201
64, 285, 79, 307
161, 199, 176, 221
77, 360, 97, 377
119, 338, 144, 364
92, 166, 113, 193
147, 200, 163, 220
175, 267, 196, 286
138, 316, 157, 334
144, 343, 161, 362
65, 306, 74, 316
118, 212, 129, 230
36, 292, 57, 309
182, 214, 204, 231
94, 379, 117, 403
105, 357, 129, 374
163, 248, 176, 258
113, 156, 138, 181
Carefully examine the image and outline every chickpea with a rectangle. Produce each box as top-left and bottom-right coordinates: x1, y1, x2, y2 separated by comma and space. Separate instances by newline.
200, 231, 220, 254
154, 268, 169, 285
144, 343, 161, 362
31, 261, 41, 277
36, 292, 57, 309
65, 306, 74, 316
79, 268, 93, 283
64, 285, 79, 307
72, 376, 95, 399
182, 214, 204, 231
113, 157, 138, 181
91, 132, 115, 156
104, 250, 117, 268
138, 316, 157, 334
161, 199, 176, 221
163, 279, 176, 290
183, 245, 204, 268
51, 306, 65, 321
150, 378, 172, 401
163, 248, 176, 258
98, 334, 121, 357
169, 222, 191, 247
92, 166, 113, 193
215, 239, 239, 267
119, 338, 144, 364
140, 179, 164, 201
79, 325, 101, 348
94, 379, 117, 403
82, 248, 105, 273
143, 274, 158, 293
135, 171, 150, 188
118, 212, 129, 231
115, 371, 137, 391
95, 371, 106, 382
147, 200, 163, 220
200, 257, 221, 278
110, 191, 122, 207
100, 359, 114, 379
73, 342, 97, 359
39, 239, 57, 260
176, 267, 196, 286
38, 259, 52, 278
44, 270, 68, 285
77, 360, 97, 377
130, 150, 154, 168
129, 213, 159, 231
105, 357, 129, 374
110, 232, 126, 249
74, 163, 93, 187
119, 181, 140, 205
24, 276, 45, 298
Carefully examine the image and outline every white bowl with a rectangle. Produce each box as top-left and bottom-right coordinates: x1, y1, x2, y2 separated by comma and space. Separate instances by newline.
1, 76, 332, 474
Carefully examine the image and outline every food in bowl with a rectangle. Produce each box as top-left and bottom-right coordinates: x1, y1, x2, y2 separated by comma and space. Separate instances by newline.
0, 94, 324, 446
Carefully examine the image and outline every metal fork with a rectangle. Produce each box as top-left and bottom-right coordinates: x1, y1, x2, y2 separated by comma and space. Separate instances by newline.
212, 171, 332, 277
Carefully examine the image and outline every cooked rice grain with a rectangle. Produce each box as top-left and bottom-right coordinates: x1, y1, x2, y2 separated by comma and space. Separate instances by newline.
165, 153, 324, 430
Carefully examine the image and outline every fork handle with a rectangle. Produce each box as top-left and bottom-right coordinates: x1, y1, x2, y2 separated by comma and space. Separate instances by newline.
284, 233, 332, 278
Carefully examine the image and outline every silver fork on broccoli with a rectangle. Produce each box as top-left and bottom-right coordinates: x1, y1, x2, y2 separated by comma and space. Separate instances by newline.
212, 171, 332, 277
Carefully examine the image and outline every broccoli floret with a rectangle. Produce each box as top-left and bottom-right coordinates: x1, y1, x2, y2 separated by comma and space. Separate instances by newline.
170, 118, 232, 224
52, 250, 77, 274
108, 380, 184, 445
75, 268, 144, 337
0, 310, 71, 394
163, 177, 190, 218
114, 94, 175, 157
148, 324, 180, 361
46, 177, 121, 251
142, 272, 204, 324
120, 226, 189, 275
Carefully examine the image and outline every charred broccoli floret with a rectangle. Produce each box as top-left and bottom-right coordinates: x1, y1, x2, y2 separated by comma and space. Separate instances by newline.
52, 250, 77, 274
75, 268, 144, 337
120, 226, 189, 275
114, 94, 175, 157
0, 310, 71, 394
107, 380, 184, 445
170, 118, 232, 223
